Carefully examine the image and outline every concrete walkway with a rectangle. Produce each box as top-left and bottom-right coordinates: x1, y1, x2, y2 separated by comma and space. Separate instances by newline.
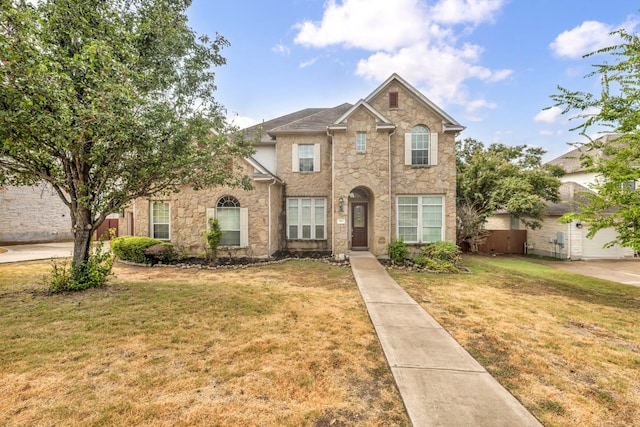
349, 251, 541, 427
0, 241, 74, 263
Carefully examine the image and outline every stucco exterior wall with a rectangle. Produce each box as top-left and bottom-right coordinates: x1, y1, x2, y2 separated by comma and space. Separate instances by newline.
0, 185, 72, 243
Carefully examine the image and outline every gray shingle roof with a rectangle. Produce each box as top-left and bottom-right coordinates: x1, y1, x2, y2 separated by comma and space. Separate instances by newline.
546, 133, 622, 173
269, 103, 353, 133
545, 181, 592, 215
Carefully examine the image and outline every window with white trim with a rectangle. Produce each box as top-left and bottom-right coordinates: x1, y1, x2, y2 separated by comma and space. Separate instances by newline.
287, 198, 326, 240
404, 126, 438, 166
216, 196, 241, 246
292, 143, 321, 172
356, 132, 366, 153
151, 201, 170, 240
397, 196, 443, 243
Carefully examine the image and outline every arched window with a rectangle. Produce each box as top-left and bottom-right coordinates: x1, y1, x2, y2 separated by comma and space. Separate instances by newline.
411, 125, 430, 165
217, 196, 241, 246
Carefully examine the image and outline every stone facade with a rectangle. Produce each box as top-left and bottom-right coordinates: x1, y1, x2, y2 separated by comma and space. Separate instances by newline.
0, 184, 72, 243
124, 74, 463, 259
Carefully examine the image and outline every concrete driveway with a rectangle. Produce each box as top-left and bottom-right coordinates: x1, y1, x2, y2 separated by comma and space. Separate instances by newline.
546, 259, 640, 286
0, 241, 74, 263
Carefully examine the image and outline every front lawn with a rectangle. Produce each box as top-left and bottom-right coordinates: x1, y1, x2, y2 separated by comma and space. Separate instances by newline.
391, 255, 640, 427
0, 261, 409, 427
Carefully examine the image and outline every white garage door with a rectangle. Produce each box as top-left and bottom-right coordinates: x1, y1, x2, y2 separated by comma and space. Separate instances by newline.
581, 227, 625, 258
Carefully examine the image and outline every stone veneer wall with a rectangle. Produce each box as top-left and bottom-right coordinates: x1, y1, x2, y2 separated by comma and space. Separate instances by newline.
367, 82, 458, 251
275, 133, 333, 253
126, 160, 283, 258
0, 185, 72, 243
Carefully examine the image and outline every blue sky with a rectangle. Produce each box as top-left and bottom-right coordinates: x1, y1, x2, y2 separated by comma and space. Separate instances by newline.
186, 0, 639, 161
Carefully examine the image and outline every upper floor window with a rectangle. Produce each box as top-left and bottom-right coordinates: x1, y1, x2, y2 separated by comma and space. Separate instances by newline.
404, 125, 438, 166
389, 92, 399, 108
356, 132, 366, 153
151, 201, 170, 240
292, 143, 321, 172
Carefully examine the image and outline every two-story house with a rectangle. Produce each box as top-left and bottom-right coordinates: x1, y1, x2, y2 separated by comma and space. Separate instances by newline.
122, 74, 464, 259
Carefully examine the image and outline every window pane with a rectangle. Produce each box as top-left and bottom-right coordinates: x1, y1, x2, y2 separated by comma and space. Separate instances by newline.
301, 199, 312, 223
356, 132, 366, 152
411, 127, 429, 165
153, 224, 169, 240
422, 227, 441, 242
298, 145, 315, 172
221, 230, 240, 246
422, 205, 442, 227
289, 225, 298, 239
217, 208, 240, 230
315, 225, 324, 239
412, 149, 428, 165
399, 227, 417, 242
302, 225, 311, 239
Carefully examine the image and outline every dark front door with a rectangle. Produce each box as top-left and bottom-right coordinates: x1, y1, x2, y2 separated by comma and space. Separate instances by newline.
351, 202, 368, 248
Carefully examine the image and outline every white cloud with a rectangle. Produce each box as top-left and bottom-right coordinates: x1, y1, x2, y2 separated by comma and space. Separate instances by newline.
534, 106, 563, 124
299, 57, 319, 68
229, 115, 258, 129
550, 18, 639, 59
431, 0, 506, 25
293, 0, 510, 120
539, 130, 563, 137
272, 42, 290, 56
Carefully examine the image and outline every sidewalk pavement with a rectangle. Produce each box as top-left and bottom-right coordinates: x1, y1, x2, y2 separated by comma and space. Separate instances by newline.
349, 251, 542, 427
0, 241, 74, 263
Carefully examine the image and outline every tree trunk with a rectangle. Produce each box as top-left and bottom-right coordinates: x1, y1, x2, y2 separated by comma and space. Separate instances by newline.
72, 209, 94, 269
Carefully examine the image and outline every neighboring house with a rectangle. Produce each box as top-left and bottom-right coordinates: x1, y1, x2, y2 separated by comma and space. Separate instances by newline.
526, 134, 634, 259
122, 74, 464, 259
0, 184, 72, 243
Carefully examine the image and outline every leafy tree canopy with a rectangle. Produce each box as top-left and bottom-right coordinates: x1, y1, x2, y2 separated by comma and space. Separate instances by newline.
456, 138, 563, 248
550, 28, 640, 249
0, 0, 254, 275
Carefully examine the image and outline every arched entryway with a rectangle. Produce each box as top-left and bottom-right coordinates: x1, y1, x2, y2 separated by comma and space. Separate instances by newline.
349, 187, 371, 250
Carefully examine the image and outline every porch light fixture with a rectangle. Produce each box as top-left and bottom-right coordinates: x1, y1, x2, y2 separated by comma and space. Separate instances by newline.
338, 196, 344, 213
575, 222, 583, 229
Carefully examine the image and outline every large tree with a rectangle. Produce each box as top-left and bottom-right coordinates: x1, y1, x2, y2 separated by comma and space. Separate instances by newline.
456, 138, 563, 250
551, 29, 640, 249
0, 0, 253, 278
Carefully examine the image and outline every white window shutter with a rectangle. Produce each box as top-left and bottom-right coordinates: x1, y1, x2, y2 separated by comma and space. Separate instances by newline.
314, 143, 321, 172
429, 133, 438, 166
292, 144, 299, 172
206, 208, 216, 230
404, 133, 412, 166
240, 208, 249, 248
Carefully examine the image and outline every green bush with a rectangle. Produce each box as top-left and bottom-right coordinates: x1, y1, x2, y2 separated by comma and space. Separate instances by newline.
204, 217, 222, 264
388, 239, 408, 265
413, 241, 461, 272
46, 239, 114, 293
144, 242, 176, 264
111, 236, 165, 264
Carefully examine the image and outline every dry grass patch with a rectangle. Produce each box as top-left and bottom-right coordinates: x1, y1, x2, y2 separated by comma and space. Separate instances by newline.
391, 255, 640, 427
0, 260, 408, 426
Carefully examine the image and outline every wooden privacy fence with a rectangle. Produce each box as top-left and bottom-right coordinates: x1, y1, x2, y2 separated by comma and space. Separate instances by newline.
477, 230, 527, 254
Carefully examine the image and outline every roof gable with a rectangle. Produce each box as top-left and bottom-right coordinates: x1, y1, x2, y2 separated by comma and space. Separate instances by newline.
365, 73, 464, 132
328, 100, 395, 131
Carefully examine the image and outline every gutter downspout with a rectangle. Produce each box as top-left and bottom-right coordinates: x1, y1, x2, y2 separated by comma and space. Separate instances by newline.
328, 128, 335, 257
267, 178, 277, 258
388, 128, 396, 249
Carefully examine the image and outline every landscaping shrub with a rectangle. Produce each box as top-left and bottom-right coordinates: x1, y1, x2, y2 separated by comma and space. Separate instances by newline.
111, 236, 166, 264
204, 217, 222, 264
413, 241, 461, 272
388, 239, 408, 265
46, 239, 114, 293
144, 243, 176, 264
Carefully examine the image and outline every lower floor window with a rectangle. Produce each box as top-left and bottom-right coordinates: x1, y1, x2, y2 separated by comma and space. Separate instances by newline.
397, 195, 443, 243
151, 201, 170, 240
287, 198, 326, 240
217, 196, 241, 246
